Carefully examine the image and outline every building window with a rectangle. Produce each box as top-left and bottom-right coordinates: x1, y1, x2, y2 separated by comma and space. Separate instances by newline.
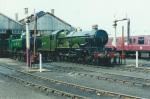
138, 37, 144, 44
132, 38, 136, 44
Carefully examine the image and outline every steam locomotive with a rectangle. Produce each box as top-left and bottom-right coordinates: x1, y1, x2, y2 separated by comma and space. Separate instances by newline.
7, 28, 117, 66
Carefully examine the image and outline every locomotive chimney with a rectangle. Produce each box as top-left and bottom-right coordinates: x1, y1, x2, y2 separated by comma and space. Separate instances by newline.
92, 24, 98, 30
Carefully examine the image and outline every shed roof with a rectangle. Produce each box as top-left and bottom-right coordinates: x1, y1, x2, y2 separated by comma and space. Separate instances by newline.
20, 11, 73, 27
0, 13, 23, 26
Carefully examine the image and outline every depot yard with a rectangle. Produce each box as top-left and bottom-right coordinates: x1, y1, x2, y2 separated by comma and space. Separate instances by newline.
0, 70, 65, 99
0, 58, 149, 99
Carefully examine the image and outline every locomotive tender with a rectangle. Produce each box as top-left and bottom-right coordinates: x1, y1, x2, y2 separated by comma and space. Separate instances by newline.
8, 28, 117, 66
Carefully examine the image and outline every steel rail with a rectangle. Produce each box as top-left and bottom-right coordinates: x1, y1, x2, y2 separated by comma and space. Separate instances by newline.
0, 68, 87, 99
0, 65, 142, 99
46, 64, 150, 88
54, 62, 150, 73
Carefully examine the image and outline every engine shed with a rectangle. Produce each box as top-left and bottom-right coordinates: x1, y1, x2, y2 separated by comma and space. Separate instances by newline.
0, 11, 75, 57
0, 13, 24, 57
20, 11, 75, 36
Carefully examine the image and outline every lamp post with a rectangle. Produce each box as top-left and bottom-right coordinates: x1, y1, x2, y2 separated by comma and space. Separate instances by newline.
24, 8, 30, 67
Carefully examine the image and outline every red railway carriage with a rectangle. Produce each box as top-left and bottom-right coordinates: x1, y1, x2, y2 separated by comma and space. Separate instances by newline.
106, 35, 150, 58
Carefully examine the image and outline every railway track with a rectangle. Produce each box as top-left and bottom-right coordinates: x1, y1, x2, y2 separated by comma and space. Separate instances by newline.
94, 63, 150, 73
43, 63, 150, 89
0, 64, 142, 99
52, 62, 150, 73
5, 59, 150, 74
2, 60, 150, 88
115, 65, 150, 73
0, 66, 85, 99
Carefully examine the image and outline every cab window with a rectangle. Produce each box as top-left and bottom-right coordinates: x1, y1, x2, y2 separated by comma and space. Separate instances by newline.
138, 37, 144, 44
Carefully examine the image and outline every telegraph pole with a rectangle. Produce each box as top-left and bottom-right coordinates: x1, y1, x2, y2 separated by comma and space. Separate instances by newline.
33, 9, 37, 62
25, 8, 30, 67
127, 19, 130, 45
121, 26, 125, 64
113, 21, 117, 47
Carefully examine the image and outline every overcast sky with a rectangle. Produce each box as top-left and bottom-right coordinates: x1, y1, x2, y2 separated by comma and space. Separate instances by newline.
0, 0, 150, 36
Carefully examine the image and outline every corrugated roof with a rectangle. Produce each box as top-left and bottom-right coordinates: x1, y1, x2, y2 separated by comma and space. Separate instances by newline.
0, 13, 23, 26
19, 11, 74, 28
46, 12, 72, 27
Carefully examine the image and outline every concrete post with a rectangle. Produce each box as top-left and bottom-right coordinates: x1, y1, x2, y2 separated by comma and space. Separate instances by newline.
136, 51, 138, 68
26, 19, 30, 67
39, 53, 42, 72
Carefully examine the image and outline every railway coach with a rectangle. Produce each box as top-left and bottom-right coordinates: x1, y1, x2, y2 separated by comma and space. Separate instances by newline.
106, 35, 150, 58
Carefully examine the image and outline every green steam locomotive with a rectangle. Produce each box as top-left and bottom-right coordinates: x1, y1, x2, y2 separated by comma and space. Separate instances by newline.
7, 29, 116, 65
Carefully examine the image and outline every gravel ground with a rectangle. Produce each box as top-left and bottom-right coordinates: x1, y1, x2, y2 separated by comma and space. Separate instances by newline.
0, 74, 65, 99
0, 58, 73, 99
126, 58, 150, 67
48, 62, 150, 79
33, 70, 150, 98
0, 58, 150, 98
